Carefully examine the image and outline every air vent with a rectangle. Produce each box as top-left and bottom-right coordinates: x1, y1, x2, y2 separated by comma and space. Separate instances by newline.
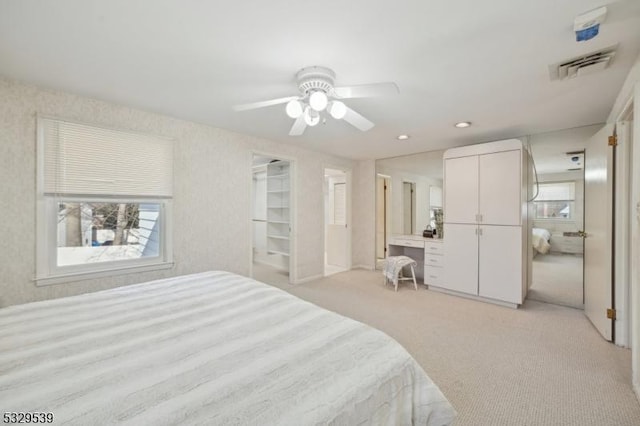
549, 45, 617, 81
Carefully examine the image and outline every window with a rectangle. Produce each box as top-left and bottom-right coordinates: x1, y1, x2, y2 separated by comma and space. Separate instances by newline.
36, 118, 174, 284
534, 182, 575, 220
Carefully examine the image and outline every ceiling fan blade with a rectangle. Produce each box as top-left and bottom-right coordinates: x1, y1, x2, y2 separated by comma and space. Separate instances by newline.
333, 82, 399, 99
233, 96, 299, 112
343, 106, 374, 132
289, 116, 307, 136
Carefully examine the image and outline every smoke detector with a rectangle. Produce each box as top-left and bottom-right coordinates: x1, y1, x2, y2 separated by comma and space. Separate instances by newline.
574, 7, 607, 42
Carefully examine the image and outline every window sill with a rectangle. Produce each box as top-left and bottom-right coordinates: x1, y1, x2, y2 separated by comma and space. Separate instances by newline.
34, 262, 174, 286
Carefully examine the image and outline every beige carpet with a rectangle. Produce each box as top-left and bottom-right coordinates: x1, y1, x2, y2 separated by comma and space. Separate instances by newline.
265, 269, 639, 426
252, 262, 290, 287
529, 253, 583, 309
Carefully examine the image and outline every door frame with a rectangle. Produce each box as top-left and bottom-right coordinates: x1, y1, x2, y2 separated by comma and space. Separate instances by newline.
249, 151, 297, 284
323, 165, 352, 274
402, 179, 416, 234
613, 97, 634, 348
376, 174, 391, 263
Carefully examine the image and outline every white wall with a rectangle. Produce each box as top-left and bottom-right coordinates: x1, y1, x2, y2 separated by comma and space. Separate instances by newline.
0, 77, 352, 307
351, 160, 376, 269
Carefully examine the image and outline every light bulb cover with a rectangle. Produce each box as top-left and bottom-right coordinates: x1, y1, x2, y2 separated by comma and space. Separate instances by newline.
309, 91, 328, 111
285, 99, 303, 118
304, 106, 320, 126
328, 101, 347, 119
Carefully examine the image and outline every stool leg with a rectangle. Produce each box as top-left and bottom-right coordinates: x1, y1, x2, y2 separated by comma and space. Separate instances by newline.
411, 266, 417, 290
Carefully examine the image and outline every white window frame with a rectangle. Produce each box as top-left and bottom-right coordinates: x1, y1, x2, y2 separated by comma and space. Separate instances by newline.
533, 181, 576, 221
35, 118, 174, 286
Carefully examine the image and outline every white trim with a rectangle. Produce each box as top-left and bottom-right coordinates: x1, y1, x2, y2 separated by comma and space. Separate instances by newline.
614, 117, 632, 347
353, 264, 375, 271
35, 262, 174, 286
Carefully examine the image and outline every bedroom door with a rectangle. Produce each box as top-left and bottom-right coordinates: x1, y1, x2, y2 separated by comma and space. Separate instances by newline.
583, 124, 615, 341
325, 168, 350, 274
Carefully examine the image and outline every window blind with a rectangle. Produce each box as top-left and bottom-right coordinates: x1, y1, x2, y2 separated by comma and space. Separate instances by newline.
41, 118, 173, 197
535, 182, 575, 201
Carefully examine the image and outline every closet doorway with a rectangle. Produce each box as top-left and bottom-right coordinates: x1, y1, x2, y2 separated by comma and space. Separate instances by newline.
251, 154, 292, 286
324, 168, 351, 276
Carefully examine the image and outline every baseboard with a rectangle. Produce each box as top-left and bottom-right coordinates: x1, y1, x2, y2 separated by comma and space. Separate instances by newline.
634, 381, 640, 404
292, 274, 323, 285
353, 264, 375, 271
428, 285, 520, 309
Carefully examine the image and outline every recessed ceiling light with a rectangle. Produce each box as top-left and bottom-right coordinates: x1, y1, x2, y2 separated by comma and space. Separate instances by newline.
455, 121, 472, 128
397, 134, 410, 140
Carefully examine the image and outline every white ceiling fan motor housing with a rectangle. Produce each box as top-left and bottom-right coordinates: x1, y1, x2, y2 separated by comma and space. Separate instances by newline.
296, 66, 336, 96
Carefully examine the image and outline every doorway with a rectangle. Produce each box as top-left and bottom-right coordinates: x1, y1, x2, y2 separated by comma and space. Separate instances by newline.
324, 168, 350, 276
251, 154, 292, 286
527, 150, 587, 309
376, 174, 390, 267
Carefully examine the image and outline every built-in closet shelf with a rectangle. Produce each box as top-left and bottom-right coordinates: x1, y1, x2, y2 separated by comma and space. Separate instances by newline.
265, 160, 291, 267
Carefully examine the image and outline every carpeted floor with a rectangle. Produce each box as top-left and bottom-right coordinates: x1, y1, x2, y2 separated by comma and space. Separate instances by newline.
529, 253, 583, 309
264, 269, 640, 426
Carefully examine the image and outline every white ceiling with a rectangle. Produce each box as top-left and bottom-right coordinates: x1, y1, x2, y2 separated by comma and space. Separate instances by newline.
1, 0, 639, 160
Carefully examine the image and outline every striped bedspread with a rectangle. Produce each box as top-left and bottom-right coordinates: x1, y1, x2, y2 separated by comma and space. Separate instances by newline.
0, 271, 455, 425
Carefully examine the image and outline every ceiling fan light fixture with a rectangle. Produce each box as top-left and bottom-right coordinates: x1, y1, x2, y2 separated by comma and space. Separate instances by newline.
309, 90, 328, 111
304, 106, 320, 126
285, 99, 303, 118
328, 101, 347, 119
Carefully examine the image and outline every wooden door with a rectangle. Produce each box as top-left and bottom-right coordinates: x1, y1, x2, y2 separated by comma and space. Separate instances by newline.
478, 150, 522, 225
584, 124, 614, 341
444, 156, 479, 224
443, 223, 478, 294
478, 225, 522, 304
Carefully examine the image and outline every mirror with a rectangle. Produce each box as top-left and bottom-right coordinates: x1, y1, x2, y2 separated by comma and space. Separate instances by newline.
375, 149, 445, 262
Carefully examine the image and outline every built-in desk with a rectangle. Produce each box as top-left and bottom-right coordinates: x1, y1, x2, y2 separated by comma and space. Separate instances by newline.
388, 235, 443, 283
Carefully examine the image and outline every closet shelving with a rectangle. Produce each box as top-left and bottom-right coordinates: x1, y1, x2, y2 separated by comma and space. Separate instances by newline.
266, 161, 290, 257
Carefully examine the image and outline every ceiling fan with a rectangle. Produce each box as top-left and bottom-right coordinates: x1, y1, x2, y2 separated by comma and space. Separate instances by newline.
233, 66, 399, 136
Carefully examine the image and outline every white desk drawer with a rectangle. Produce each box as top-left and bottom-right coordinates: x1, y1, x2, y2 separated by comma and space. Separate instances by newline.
425, 254, 443, 266
424, 265, 443, 286
424, 242, 443, 255
390, 238, 424, 248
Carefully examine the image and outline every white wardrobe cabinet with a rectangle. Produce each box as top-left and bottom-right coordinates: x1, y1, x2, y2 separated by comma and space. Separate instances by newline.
444, 149, 522, 226
443, 155, 478, 224
478, 150, 522, 226
440, 139, 529, 307
477, 225, 522, 304
442, 224, 478, 294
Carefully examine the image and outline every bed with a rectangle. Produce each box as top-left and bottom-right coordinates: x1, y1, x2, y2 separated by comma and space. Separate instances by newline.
532, 227, 552, 255
0, 271, 455, 425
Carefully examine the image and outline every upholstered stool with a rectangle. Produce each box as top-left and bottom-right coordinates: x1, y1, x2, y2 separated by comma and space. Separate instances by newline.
382, 256, 418, 291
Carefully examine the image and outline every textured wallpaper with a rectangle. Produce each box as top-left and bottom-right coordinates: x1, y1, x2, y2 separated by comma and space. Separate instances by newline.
0, 77, 363, 307
351, 160, 376, 269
